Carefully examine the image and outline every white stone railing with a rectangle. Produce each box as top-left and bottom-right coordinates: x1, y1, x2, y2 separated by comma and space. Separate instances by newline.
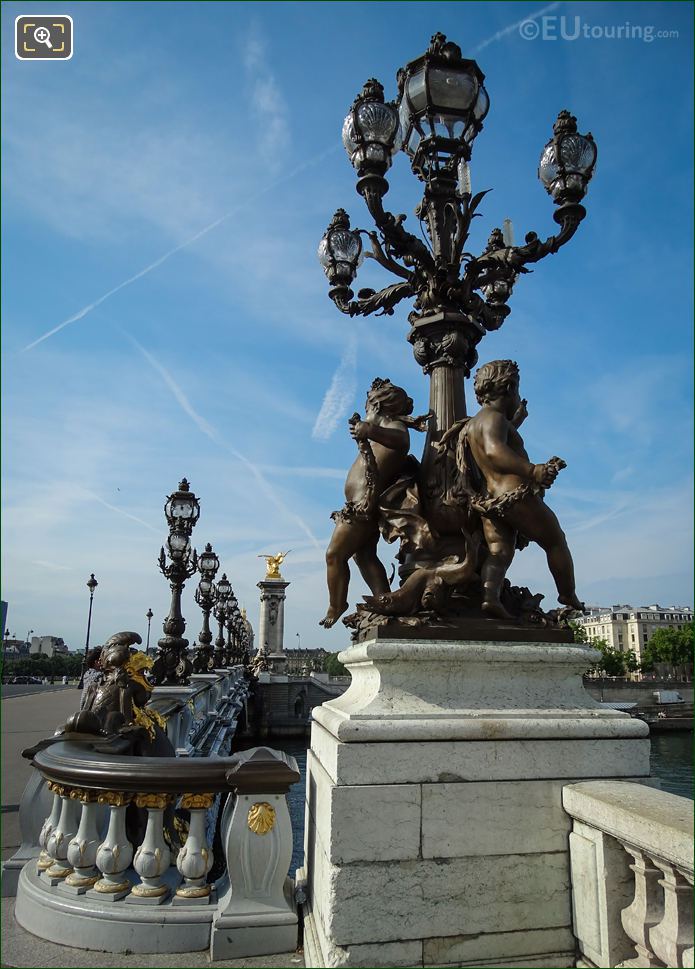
563, 781, 693, 968
14, 742, 299, 959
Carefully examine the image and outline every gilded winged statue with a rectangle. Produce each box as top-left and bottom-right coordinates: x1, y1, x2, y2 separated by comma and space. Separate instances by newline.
258, 550, 292, 579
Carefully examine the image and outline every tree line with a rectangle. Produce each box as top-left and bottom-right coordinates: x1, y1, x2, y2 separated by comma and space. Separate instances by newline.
1, 652, 84, 679
572, 622, 694, 678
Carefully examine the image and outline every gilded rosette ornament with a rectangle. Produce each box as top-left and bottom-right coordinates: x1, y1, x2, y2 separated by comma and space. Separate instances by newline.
247, 801, 276, 835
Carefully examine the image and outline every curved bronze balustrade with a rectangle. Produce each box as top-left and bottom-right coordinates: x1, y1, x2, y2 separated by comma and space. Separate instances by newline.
24, 738, 299, 795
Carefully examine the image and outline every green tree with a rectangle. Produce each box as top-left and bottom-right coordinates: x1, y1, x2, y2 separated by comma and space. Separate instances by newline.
323, 652, 347, 677
569, 620, 588, 644
587, 639, 636, 677
641, 623, 694, 675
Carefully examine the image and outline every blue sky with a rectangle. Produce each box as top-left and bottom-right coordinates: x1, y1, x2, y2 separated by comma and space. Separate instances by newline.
2, 1, 693, 653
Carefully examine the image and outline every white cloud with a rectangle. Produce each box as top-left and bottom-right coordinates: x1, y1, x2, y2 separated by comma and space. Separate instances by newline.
312, 336, 357, 441
243, 27, 291, 172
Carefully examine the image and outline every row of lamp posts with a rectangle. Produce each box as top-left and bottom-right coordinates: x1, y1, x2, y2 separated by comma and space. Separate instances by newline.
151, 478, 250, 687
77, 478, 251, 689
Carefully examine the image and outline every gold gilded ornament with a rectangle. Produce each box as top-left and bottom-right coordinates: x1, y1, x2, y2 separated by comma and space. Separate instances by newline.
180, 793, 214, 810
247, 801, 276, 835
134, 792, 170, 810
97, 791, 132, 807
124, 651, 154, 693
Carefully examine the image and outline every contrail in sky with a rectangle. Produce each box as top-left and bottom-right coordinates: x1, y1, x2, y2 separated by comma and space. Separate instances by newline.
312, 335, 357, 442
124, 331, 322, 550
22, 144, 339, 354
86, 491, 161, 534
470, 1, 561, 53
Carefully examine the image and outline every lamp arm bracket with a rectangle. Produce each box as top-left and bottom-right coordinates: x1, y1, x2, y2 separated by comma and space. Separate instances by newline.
510, 203, 587, 267
331, 280, 414, 318
362, 230, 411, 280
360, 181, 436, 274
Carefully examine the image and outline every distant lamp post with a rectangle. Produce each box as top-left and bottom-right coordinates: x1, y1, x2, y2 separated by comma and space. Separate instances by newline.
145, 608, 154, 656
224, 593, 239, 666
78, 575, 98, 689
213, 573, 231, 668
193, 543, 220, 674
151, 478, 200, 687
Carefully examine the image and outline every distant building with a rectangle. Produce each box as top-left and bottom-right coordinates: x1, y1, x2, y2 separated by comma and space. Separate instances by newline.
29, 635, 69, 658
3, 638, 30, 658
284, 648, 328, 675
575, 605, 693, 663
0, 601, 7, 637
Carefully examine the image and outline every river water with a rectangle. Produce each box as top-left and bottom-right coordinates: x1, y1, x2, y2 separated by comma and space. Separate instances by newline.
273, 731, 692, 875
649, 731, 693, 798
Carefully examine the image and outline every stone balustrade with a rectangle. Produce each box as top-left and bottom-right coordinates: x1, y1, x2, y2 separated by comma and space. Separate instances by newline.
14, 739, 300, 959
563, 780, 694, 969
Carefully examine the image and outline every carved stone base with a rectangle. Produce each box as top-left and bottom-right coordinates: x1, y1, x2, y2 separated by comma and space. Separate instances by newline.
302, 637, 650, 968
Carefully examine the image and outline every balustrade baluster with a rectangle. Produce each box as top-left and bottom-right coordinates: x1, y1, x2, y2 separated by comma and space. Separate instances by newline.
64, 790, 101, 891
45, 787, 81, 883
129, 794, 171, 902
620, 846, 666, 968
649, 860, 694, 969
92, 792, 134, 899
175, 793, 214, 902
37, 784, 62, 871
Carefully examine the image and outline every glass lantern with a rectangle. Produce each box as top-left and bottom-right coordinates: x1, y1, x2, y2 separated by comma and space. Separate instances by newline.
199, 543, 219, 575
318, 209, 364, 289
216, 574, 231, 602
538, 110, 597, 205
167, 529, 189, 561
342, 78, 402, 177
164, 478, 200, 532
397, 33, 488, 180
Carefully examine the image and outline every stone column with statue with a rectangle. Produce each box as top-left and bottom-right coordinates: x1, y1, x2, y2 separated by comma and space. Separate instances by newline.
256, 552, 291, 673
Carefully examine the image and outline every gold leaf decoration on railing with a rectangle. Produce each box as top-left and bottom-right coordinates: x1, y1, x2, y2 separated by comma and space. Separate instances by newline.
134, 792, 170, 810
69, 788, 99, 803
46, 781, 68, 798
180, 793, 215, 810
247, 801, 276, 835
97, 791, 132, 807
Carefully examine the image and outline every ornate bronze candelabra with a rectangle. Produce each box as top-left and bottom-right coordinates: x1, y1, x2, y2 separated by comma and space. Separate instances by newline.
192, 543, 220, 674
213, 573, 231, 668
151, 479, 200, 686
318, 33, 597, 638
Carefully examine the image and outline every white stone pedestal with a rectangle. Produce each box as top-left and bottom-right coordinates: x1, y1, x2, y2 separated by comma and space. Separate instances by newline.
257, 578, 289, 673
301, 638, 650, 969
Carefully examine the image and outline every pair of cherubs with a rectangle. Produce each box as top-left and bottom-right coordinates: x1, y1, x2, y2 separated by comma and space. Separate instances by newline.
320, 362, 582, 627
